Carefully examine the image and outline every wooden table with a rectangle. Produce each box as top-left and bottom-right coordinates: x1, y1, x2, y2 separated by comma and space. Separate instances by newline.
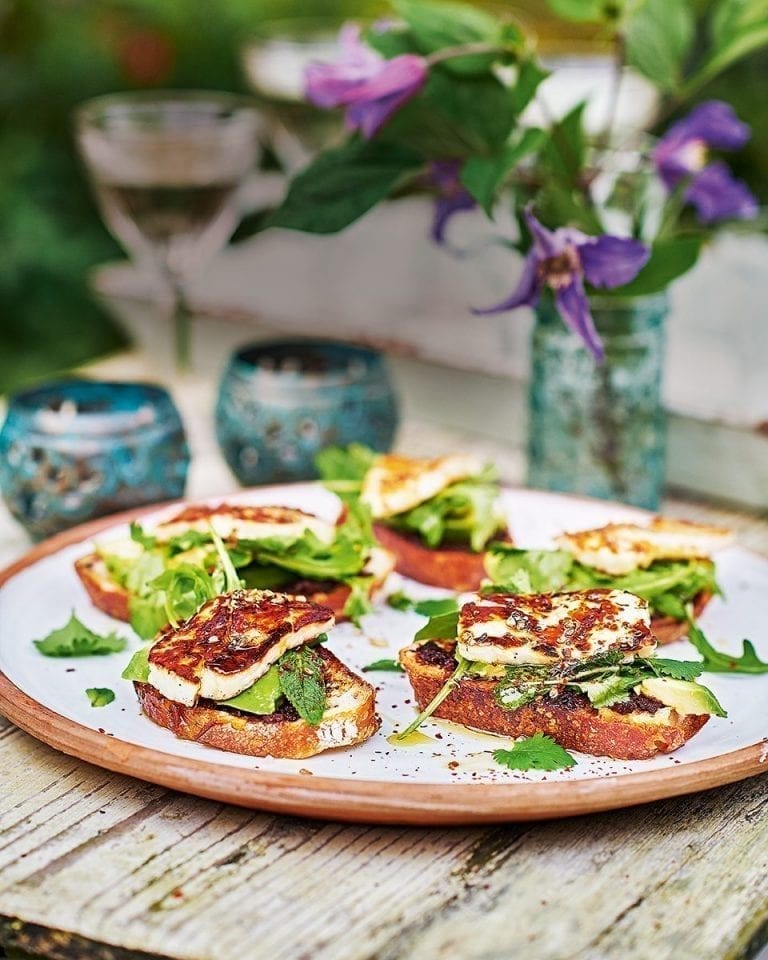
1, 421, 767, 960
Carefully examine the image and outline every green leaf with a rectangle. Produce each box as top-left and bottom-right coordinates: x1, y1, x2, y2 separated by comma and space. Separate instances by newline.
277, 647, 327, 725
315, 443, 376, 500
415, 610, 460, 641
121, 645, 151, 683
130, 521, 156, 550
687, 617, 768, 674
494, 676, 548, 710
386, 591, 460, 617
34, 613, 127, 657
128, 595, 169, 642
605, 238, 702, 297
493, 734, 576, 771
646, 658, 704, 681
269, 140, 423, 235
218, 667, 282, 715
484, 546, 575, 593
461, 128, 546, 215
685, 0, 768, 93
363, 659, 405, 672
547, 0, 609, 22
394, 0, 511, 74
625, 0, 695, 91
510, 59, 550, 115
342, 576, 375, 626
540, 102, 588, 186
578, 674, 640, 708
86, 687, 115, 708
208, 524, 243, 594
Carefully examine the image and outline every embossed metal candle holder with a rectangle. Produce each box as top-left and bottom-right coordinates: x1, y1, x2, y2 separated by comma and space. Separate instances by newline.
0, 380, 189, 539
215, 340, 398, 485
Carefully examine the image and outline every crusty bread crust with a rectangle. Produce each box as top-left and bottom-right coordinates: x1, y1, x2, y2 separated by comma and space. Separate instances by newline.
373, 524, 512, 592
400, 644, 708, 760
136, 647, 379, 758
651, 591, 711, 645
74, 553, 390, 625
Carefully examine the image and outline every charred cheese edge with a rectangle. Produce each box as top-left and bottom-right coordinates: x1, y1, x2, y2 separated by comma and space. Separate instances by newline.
456, 589, 656, 665
555, 517, 732, 576
361, 452, 486, 519
147, 590, 334, 706
153, 504, 336, 546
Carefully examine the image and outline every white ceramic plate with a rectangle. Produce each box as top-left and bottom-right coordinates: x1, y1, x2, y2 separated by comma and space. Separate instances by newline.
1, 484, 766, 824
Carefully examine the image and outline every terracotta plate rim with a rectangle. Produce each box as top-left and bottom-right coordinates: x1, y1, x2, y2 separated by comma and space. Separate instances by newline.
1, 486, 767, 825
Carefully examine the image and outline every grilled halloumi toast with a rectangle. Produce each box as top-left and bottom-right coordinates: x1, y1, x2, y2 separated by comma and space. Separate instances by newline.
147, 590, 335, 706
556, 518, 732, 576
361, 452, 485, 519
457, 589, 656, 666
136, 646, 379, 759
75, 503, 393, 625
400, 590, 716, 760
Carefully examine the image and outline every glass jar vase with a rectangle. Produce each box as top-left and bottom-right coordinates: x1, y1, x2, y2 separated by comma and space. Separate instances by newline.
527, 293, 668, 510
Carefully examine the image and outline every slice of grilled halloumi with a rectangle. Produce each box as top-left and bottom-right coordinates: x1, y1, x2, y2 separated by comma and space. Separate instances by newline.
153, 503, 336, 546
456, 589, 656, 666
147, 589, 335, 706
361, 453, 485, 519
556, 517, 733, 576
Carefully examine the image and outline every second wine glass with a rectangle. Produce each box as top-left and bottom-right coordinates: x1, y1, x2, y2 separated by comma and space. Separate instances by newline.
75, 90, 263, 370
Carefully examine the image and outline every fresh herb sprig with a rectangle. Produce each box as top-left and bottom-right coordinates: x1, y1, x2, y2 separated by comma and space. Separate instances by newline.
363, 659, 404, 672
34, 613, 127, 657
396, 654, 470, 740
387, 591, 459, 617
686, 607, 768, 674
277, 646, 327, 725
493, 734, 576, 772
86, 687, 115, 707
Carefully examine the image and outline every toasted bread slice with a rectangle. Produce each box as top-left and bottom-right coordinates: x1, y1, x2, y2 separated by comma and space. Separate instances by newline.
373, 524, 512, 592
75, 546, 393, 626
136, 647, 379, 758
400, 641, 709, 760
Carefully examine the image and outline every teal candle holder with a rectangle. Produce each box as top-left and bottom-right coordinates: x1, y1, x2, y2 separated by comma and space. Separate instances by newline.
0, 380, 189, 539
215, 339, 398, 485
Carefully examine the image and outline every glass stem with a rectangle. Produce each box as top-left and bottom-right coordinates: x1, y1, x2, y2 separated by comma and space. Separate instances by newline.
170, 279, 192, 372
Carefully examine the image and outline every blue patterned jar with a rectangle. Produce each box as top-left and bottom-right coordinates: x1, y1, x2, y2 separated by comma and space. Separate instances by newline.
527, 294, 668, 510
215, 340, 398, 485
0, 380, 189, 540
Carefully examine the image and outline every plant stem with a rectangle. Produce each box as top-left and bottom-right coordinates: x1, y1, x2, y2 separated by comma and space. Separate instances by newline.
170, 279, 192, 372
599, 32, 625, 151
424, 41, 513, 67
396, 655, 469, 739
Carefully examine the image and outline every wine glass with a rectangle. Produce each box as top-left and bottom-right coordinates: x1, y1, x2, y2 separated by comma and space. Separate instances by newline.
241, 19, 343, 171
75, 91, 263, 370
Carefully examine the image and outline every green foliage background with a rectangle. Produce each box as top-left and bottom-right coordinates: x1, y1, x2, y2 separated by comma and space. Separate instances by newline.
1, 0, 766, 394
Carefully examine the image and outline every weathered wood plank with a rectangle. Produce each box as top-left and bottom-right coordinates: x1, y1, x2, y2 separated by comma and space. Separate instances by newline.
1, 721, 766, 960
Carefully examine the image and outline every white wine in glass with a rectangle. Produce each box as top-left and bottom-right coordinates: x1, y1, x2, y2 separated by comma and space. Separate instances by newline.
75, 91, 263, 370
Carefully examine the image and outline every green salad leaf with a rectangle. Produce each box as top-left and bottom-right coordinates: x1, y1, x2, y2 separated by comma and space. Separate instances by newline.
315, 443, 377, 502
493, 734, 576, 771
687, 614, 768, 674
122, 644, 151, 682
86, 687, 115, 708
130, 520, 157, 550
342, 576, 375, 626
363, 659, 404, 672
484, 544, 720, 620
34, 613, 127, 657
414, 610, 460, 641
277, 646, 327, 725
388, 466, 504, 552
386, 591, 460, 617
646, 658, 703, 681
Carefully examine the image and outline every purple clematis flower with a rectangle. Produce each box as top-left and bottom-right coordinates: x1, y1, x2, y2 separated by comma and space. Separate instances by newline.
304, 24, 427, 140
426, 160, 476, 245
474, 210, 650, 361
653, 100, 758, 224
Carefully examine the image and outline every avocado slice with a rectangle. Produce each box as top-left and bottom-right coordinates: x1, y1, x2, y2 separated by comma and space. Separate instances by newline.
638, 677, 727, 717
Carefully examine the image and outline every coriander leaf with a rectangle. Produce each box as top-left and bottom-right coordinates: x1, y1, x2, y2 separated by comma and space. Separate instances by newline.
493, 734, 576, 771
277, 647, 327, 726
86, 687, 115, 707
484, 546, 575, 593
578, 674, 639, 708
646, 658, 704, 681
130, 521, 156, 550
122, 645, 151, 682
34, 613, 127, 657
363, 659, 405, 673
687, 616, 768, 674
386, 591, 459, 617
415, 610, 459, 641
